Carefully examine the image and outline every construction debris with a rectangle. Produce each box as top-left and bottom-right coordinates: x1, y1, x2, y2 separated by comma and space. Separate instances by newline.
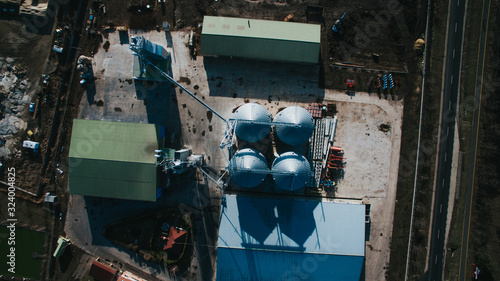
0, 58, 30, 158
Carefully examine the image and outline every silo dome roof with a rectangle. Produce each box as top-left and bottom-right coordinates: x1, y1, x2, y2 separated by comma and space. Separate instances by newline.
229, 148, 269, 188
271, 152, 311, 191
233, 103, 271, 143
274, 106, 314, 146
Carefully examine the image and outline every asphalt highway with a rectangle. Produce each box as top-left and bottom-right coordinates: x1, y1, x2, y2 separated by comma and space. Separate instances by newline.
427, 0, 467, 279
458, 0, 491, 280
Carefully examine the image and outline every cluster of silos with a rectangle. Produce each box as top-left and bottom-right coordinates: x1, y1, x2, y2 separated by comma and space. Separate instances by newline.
229, 103, 313, 191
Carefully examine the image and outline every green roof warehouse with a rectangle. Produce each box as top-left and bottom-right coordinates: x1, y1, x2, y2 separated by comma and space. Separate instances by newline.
201, 16, 321, 64
68, 119, 159, 201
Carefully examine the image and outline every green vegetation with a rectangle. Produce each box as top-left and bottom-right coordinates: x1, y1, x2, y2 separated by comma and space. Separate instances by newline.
0, 226, 46, 279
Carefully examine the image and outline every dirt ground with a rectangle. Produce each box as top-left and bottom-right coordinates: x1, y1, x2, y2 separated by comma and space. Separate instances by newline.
0, 0, 425, 280
96, 0, 426, 89
0, 21, 52, 82
0, 19, 53, 193
0, 0, 81, 192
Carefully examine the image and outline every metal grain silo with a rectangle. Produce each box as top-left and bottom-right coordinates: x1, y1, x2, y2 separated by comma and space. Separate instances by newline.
229, 148, 269, 188
233, 103, 272, 143
274, 106, 314, 146
271, 152, 311, 191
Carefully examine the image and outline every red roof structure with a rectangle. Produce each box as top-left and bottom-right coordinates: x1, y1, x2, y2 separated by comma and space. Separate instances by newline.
89, 260, 117, 281
163, 226, 187, 251
306, 103, 324, 118
117, 271, 147, 281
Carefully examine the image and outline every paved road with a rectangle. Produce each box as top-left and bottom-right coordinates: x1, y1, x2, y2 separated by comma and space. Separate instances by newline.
427, 0, 467, 279
458, 0, 491, 279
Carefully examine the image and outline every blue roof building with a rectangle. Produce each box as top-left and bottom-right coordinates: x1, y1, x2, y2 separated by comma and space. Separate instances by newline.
216, 194, 366, 281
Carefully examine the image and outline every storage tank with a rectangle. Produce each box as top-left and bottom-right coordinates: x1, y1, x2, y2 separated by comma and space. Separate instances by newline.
271, 152, 311, 191
229, 148, 269, 188
233, 103, 272, 143
274, 106, 314, 146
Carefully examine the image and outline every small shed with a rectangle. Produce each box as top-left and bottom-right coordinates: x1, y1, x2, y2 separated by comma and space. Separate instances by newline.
44, 192, 57, 203
53, 236, 70, 258
163, 226, 187, 252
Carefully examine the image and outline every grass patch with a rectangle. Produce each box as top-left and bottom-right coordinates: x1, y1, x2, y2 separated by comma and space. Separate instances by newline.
0, 226, 46, 279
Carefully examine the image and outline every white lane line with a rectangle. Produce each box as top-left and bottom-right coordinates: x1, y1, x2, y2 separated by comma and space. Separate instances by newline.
449, 100, 452, 110
453, 49, 455, 58
455, 22, 458, 32
438, 229, 440, 239
445, 152, 447, 162
440, 204, 443, 213
447, 127, 450, 136
442, 178, 445, 188
435, 255, 438, 264
458, 0, 460, 6
451, 75, 454, 84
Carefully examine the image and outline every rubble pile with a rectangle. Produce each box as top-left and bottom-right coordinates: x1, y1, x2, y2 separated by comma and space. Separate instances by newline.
0, 57, 30, 159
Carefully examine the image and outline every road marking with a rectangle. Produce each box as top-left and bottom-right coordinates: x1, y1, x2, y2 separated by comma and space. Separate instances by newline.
445, 152, 447, 162
447, 127, 450, 136
442, 178, 445, 188
451, 75, 454, 84
435, 255, 438, 264
459, 1, 491, 281
458, 2, 491, 280
440, 204, 443, 213
449, 100, 452, 110
457, 0, 460, 6
453, 49, 456, 58
455, 22, 458, 32
438, 229, 440, 239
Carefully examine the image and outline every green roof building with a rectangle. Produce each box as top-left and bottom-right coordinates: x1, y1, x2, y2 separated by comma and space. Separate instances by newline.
69, 119, 159, 201
53, 236, 70, 258
201, 16, 321, 64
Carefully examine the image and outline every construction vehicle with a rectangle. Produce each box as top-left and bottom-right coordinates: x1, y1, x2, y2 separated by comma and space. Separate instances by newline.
77, 55, 93, 87
346, 79, 355, 95
332, 12, 347, 32
284, 13, 294, 22
471, 263, 480, 280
